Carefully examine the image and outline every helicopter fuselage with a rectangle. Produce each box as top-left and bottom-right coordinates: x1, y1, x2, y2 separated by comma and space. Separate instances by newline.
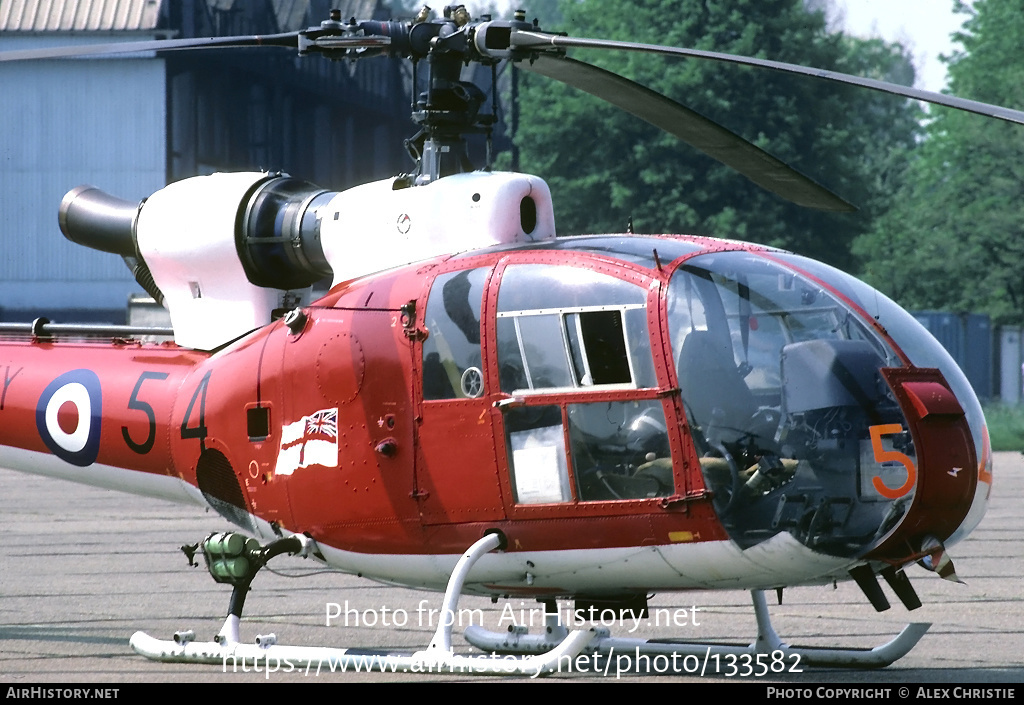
0, 228, 990, 601
2, 6, 1017, 669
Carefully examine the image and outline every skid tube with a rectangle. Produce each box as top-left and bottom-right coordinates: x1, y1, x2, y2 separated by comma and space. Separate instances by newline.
464, 589, 930, 670
130, 533, 596, 677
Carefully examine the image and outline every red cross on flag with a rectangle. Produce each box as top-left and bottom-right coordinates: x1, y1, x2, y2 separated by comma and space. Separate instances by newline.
276, 407, 339, 475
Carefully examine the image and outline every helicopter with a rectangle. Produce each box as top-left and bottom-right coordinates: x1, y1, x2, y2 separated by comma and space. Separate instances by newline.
0, 4, 1012, 676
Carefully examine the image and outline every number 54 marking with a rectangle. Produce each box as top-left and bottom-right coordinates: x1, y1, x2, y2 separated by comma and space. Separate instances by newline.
870, 424, 917, 499
123, 371, 170, 454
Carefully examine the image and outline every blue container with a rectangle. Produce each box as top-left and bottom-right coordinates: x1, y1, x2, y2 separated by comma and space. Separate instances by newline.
912, 311, 993, 400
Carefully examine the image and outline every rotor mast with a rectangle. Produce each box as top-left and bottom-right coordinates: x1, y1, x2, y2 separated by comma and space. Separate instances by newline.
407, 29, 488, 184
308, 5, 531, 185
399, 6, 530, 185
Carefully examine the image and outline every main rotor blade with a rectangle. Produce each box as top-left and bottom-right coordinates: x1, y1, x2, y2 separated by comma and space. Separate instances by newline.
512, 32, 1024, 126
522, 54, 855, 213
0, 32, 390, 62
0, 33, 300, 62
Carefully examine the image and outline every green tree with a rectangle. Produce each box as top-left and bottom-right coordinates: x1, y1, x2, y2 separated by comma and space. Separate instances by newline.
855, 0, 1024, 324
510, 0, 920, 271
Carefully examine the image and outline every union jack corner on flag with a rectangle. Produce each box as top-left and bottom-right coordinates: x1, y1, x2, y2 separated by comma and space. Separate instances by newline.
276, 407, 339, 475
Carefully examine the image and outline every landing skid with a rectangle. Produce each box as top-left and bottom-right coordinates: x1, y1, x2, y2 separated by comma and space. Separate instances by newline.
131, 531, 927, 674
130, 532, 595, 677
465, 590, 930, 670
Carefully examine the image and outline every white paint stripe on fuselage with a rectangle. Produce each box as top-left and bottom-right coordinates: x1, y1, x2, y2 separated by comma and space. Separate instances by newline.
1, 446, 856, 594
0, 446, 207, 507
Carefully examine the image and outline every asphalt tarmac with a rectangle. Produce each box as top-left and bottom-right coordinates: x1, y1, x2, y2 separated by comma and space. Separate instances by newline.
1, 454, 1022, 684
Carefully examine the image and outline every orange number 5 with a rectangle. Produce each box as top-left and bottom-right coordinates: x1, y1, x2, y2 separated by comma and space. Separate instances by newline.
870, 424, 917, 499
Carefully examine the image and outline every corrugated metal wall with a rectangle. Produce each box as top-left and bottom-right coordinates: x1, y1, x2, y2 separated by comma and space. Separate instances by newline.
0, 1, 411, 323
0, 42, 165, 318
0, 0, 162, 32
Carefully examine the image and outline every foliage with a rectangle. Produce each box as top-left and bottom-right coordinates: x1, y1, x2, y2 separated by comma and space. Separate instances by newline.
983, 402, 1024, 451
509, 0, 921, 271
855, 0, 1024, 325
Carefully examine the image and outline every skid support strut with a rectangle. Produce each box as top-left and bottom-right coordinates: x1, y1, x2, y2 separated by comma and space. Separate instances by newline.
465, 589, 929, 670
131, 532, 595, 676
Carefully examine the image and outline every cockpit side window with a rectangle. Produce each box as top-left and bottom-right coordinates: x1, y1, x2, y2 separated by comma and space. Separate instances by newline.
495, 263, 672, 505
422, 268, 488, 400
567, 310, 632, 385
570, 400, 674, 501
496, 264, 654, 393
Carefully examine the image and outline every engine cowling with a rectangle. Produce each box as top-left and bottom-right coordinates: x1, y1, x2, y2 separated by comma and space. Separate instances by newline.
59, 170, 556, 350
59, 173, 332, 350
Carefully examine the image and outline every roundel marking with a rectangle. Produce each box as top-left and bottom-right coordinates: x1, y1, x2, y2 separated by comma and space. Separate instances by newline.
57, 400, 79, 434
36, 369, 102, 466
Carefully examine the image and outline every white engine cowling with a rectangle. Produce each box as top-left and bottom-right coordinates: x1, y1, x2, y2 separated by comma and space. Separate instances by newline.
319, 171, 556, 285
135, 172, 315, 351
60, 170, 556, 350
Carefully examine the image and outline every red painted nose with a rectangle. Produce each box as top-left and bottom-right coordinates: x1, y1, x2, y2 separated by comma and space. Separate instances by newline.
867, 368, 979, 563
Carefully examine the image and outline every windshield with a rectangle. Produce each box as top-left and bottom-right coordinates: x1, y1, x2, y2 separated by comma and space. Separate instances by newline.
668, 251, 914, 557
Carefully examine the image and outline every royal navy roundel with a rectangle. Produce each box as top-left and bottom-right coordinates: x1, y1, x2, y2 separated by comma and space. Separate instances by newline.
36, 369, 102, 467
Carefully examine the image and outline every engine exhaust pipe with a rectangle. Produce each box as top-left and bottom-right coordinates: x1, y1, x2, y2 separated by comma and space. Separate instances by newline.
58, 185, 141, 257
59, 175, 335, 293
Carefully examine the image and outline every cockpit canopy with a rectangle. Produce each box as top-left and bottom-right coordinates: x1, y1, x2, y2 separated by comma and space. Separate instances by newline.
418, 235, 983, 558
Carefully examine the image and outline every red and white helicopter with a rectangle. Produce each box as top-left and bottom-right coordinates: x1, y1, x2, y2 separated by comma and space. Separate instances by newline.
0, 5, 1011, 675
